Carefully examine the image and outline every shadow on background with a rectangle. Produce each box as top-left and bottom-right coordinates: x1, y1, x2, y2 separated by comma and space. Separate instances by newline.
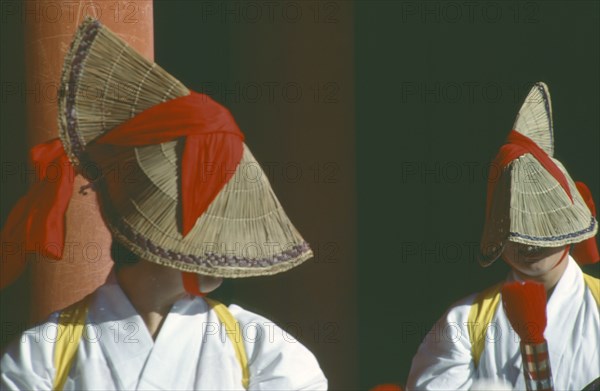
155, 1, 358, 388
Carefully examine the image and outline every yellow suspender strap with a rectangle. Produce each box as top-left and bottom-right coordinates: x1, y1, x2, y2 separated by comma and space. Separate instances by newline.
583, 273, 600, 306
53, 297, 90, 391
467, 282, 502, 368
468, 274, 600, 368
204, 297, 250, 390
52, 297, 250, 390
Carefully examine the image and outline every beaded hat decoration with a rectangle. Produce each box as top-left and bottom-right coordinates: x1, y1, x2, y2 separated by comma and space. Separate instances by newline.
0, 17, 313, 288
479, 82, 598, 266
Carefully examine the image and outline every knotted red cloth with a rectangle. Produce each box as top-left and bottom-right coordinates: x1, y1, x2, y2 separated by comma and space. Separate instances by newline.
486, 130, 598, 265
1, 139, 75, 288
502, 281, 554, 391
502, 280, 547, 344
1, 92, 244, 289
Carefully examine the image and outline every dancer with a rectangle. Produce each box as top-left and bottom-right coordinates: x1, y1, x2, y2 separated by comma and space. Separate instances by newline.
1, 17, 327, 390
406, 82, 599, 390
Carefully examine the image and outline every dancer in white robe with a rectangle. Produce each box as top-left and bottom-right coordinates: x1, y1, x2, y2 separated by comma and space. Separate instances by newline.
406, 256, 598, 390
0, 17, 327, 390
407, 82, 599, 391
1, 272, 327, 390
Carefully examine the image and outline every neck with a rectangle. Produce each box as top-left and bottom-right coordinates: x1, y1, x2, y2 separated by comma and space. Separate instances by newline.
514, 256, 569, 296
116, 261, 186, 338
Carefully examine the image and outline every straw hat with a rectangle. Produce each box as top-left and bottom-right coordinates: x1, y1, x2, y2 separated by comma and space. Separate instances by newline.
57, 17, 312, 278
479, 82, 597, 266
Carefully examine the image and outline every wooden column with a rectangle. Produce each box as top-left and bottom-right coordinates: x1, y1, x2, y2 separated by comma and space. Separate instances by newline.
23, 0, 154, 322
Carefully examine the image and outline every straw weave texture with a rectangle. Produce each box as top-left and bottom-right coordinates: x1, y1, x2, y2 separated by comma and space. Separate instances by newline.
57, 18, 313, 277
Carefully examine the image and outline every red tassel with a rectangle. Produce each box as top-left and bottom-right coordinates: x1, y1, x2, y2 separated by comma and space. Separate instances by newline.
501, 281, 547, 344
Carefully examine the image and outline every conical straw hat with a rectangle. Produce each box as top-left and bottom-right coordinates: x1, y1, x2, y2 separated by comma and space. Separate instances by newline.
57, 17, 312, 277
479, 82, 597, 266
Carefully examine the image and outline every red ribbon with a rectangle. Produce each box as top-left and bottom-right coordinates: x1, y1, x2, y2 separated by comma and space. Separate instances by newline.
1, 92, 244, 289
572, 182, 600, 265
1, 139, 75, 288
95, 92, 244, 236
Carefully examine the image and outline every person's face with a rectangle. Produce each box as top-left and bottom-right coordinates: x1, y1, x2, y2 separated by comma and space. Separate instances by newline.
502, 241, 567, 278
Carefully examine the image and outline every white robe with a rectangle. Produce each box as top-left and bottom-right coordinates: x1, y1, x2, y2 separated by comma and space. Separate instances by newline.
406, 257, 599, 390
1, 274, 328, 390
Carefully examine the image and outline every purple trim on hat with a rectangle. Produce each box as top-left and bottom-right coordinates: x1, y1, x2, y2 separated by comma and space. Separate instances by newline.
63, 20, 102, 161
66, 20, 311, 270
509, 217, 596, 242
115, 218, 311, 269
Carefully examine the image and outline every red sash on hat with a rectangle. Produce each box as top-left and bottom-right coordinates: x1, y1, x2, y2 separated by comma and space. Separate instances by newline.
1, 92, 244, 289
572, 182, 600, 265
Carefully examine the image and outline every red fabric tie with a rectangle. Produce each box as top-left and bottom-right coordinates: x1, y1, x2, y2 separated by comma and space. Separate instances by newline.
96, 92, 244, 236
1, 139, 75, 288
1, 92, 244, 289
572, 182, 600, 265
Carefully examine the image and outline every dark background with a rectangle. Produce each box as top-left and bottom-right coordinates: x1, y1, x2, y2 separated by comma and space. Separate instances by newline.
355, 0, 599, 388
2, 1, 599, 390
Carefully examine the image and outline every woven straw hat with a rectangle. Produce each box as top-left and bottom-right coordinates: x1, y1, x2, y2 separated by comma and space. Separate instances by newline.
479, 82, 597, 266
57, 17, 312, 278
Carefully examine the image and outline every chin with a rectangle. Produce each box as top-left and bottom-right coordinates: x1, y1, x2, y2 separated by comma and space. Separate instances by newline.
514, 265, 551, 278
513, 256, 561, 278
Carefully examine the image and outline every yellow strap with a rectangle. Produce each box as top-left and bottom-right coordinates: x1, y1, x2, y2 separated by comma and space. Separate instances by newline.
583, 273, 600, 306
53, 297, 89, 391
205, 297, 250, 389
467, 282, 502, 368
52, 297, 249, 390
468, 274, 600, 368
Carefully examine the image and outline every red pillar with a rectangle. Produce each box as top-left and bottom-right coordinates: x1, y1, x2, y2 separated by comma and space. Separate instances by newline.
24, 1, 154, 322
